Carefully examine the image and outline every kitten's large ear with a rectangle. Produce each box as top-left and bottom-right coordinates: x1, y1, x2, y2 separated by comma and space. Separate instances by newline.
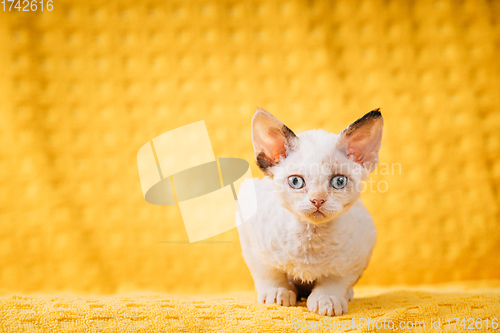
338, 109, 383, 173
251, 108, 298, 175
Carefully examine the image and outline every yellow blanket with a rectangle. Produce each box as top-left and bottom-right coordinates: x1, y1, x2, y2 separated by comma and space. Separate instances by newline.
1, 0, 500, 332
2, 282, 500, 332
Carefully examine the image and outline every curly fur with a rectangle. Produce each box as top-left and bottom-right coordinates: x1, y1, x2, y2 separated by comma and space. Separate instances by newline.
236, 109, 383, 316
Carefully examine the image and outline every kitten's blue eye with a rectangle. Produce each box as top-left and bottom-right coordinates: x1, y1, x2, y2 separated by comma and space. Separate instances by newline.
288, 176, 305, 189
330, 175, 348, 189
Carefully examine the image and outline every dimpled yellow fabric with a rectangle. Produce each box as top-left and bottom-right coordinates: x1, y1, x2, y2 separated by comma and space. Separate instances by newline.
1, 284, 500, 332
0, 0, 500, 331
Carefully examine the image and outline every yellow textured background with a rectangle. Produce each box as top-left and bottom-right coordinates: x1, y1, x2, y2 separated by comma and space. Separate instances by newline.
0, 0, 499, 297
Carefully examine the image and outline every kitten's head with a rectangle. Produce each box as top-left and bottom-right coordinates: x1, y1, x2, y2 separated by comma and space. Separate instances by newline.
251, 108, 383, 224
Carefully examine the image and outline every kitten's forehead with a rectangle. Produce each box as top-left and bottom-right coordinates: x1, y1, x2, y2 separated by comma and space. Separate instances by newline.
278, 129, 356, 176
296, 129, 339, 161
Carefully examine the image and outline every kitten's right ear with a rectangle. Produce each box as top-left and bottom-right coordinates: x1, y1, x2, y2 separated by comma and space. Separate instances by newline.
251, 109, 298, 175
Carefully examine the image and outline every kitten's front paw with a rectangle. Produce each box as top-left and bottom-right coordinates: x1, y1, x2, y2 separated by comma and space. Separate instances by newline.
257, 288, 297, 306
307, 294, 348, 316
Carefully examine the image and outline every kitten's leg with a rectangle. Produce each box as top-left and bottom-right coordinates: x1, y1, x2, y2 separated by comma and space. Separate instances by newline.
238, 226, 296, 306
307, 276, 356, 316
251, 263, 297, 306
346, 287, 354, 302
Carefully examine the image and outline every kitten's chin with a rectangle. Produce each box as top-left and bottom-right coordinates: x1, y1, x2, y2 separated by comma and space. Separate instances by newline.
284, 205, 335, 224
310, 211, 326, 219
305, 211, 331, 224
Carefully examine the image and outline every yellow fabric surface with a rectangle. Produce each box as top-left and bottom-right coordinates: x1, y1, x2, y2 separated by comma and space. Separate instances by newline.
1, 282, 500, 332
0, 0, 499, 295
1, 0, 500, 332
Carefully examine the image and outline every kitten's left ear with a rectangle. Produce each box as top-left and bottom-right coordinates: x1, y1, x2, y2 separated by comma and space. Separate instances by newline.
338, 109, 384, 173
251, 108, 298, 175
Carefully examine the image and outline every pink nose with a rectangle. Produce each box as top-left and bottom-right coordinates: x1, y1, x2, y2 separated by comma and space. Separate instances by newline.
310, 199, 325, 208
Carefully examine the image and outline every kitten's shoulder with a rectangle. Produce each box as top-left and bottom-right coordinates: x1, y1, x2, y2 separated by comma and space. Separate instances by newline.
237, 177, 276, 217
237, 176, 273, 197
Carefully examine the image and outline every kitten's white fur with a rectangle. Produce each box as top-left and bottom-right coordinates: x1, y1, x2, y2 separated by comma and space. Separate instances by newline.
236, 109, 383, 316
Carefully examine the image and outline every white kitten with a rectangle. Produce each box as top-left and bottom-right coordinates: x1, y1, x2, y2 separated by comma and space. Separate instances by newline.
236, 109, 383, 316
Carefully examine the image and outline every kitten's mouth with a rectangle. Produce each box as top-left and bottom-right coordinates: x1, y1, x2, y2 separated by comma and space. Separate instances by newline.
310, 210, 326, 219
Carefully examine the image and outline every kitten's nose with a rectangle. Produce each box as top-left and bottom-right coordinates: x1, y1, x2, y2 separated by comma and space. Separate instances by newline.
310, 199, 325, 208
